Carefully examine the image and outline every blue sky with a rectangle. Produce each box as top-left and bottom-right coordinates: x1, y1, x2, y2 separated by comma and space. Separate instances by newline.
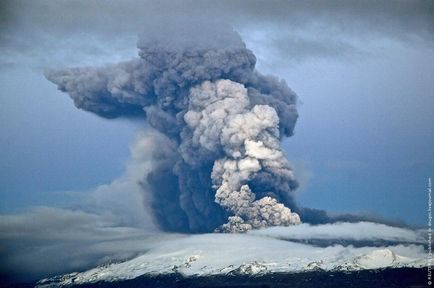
0, 0, 433, 228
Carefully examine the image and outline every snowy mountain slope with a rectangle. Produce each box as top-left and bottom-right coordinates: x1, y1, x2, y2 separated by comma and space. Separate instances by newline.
37, 231, 426, 287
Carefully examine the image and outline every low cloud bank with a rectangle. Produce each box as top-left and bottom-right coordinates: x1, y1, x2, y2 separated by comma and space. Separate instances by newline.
0, 207, 177, 282
249, 221, 425, 244
0, 131, 178, 282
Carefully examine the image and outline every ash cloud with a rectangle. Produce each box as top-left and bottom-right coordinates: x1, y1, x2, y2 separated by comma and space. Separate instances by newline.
1, 0, 432, 71
46, 21, 408, 233
46, 22, 304, 233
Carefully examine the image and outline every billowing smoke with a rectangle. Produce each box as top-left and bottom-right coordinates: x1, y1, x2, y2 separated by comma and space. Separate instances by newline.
186, 80, 300, 232
45, 23, 302, 233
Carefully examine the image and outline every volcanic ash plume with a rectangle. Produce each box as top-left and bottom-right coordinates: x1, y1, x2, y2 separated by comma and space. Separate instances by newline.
185, 80, 300, 232
45, 23, 300, 233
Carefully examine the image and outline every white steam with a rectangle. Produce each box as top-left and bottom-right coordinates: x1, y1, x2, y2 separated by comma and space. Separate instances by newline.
184, 80, 300, 232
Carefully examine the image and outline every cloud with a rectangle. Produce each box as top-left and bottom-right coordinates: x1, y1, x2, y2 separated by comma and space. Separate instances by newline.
83, 130, 174, 229
40, 4, 428, 233
249, 221, 425, 244
0, 130, 174, 282
0, 207, 174, 282
2, 0, 432, 39
44, 21, 306, 233
1, 0, 432, 69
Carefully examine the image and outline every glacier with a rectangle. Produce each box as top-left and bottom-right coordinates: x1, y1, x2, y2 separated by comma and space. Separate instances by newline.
37, 223, 427, 287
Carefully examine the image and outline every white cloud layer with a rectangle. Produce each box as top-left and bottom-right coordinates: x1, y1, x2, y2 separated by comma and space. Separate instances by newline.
249, 222, 425, 243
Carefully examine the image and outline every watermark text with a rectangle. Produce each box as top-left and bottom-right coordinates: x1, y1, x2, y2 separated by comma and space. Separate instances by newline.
428, 177, 432, 286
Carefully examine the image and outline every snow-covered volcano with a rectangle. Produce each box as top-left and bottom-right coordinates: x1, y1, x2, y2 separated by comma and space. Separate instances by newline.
37, 222, 427, 287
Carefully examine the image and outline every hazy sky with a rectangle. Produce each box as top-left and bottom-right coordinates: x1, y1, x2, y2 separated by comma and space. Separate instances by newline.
1, 0, 433, 227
